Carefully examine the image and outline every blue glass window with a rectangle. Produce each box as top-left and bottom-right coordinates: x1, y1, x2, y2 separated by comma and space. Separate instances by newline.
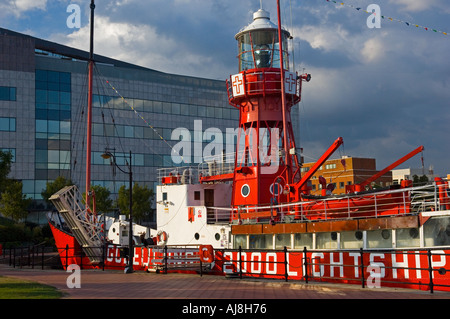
0, 117, 16, 131
0, 86, 16, 101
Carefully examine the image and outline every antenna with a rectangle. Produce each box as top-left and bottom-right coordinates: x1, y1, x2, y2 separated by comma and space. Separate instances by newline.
260, 0, 263, 9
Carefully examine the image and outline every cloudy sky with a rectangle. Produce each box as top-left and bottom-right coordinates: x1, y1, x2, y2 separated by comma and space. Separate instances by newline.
1, 0, 449, 176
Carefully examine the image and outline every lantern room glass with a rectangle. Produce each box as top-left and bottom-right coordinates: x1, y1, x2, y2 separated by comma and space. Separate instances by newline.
237, 29, 289, 72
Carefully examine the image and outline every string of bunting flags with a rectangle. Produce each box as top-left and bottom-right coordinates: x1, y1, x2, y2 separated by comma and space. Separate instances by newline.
324, 0, 449, 37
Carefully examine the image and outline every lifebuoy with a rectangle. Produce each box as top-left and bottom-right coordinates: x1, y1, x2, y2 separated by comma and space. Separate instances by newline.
199, 245, 214, 263
157, 231, 168, 245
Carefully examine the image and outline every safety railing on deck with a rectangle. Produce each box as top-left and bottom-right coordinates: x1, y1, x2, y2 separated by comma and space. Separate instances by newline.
207, 181, 449, 224
217, 246, 450, 293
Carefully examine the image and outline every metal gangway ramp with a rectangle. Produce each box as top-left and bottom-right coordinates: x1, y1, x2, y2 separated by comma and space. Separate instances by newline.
49, 185, 103, 264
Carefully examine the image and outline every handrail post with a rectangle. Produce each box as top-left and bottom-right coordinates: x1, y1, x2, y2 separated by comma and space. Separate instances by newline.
427, 249, 434, 294
239, 246, 243, 279
284, 246, 288, 282
200, 258, 203, 277
102, 244, 105, 271
303, 246, 308, 284
65, 244, 69, 270
360, 248, 365, 288
164, 245, 168, 274
374, 195, 378, 218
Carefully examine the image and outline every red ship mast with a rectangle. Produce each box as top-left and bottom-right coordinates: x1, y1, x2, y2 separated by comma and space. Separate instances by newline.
85, 0, 95, 212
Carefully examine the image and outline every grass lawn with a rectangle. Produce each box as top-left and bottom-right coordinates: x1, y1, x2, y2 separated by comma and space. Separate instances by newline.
0, 276, 63, 299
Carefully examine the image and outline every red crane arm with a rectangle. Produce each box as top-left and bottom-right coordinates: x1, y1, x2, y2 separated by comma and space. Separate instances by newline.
358, 145, 424, 188
295, 137, 344, 191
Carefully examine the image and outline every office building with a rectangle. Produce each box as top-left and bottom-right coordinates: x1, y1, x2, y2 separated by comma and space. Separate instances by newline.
0, 28, 238, 223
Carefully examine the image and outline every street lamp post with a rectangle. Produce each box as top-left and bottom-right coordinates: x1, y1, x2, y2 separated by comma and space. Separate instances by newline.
102, 150, 133, 273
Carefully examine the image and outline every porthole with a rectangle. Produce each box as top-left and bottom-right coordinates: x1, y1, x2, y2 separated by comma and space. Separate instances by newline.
409, 228, 419, 239
215, 233, 220, 241
241, 184, 250, 197
194, 233, 200, 240
355, 231, 363, 240
381, 230, 391, 240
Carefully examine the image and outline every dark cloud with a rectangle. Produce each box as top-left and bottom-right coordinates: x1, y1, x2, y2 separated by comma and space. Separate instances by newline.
2, 0, 449, 175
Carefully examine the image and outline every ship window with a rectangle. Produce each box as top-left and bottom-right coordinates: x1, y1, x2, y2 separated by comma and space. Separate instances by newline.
194, 191, 200, 200
234, 234, 247, 249
340, 231, 363, 249
241, 184, 250, 197
249, 234, 272, 249
423, 216, 450, 247
396, 228, 420, 248
162, 192, 167, 201
293, 233, 312, 249
367, 229, 392, 249
316, 232, 338, 249
275, 234, 291, 249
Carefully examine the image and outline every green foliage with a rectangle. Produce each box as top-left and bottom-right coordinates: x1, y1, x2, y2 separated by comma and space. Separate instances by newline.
0, 150, 13, 197
117, 183, 154, 223
0, 223, 32, 245
41, 176, 74, 204
0, 180, 32, 222
83, 185, 114, 213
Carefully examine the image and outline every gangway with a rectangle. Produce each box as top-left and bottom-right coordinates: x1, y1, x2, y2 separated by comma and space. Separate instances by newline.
49, 185, 103, 264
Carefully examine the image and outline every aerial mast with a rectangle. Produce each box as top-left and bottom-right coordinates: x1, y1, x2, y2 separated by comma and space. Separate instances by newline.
86, 0, 95, 212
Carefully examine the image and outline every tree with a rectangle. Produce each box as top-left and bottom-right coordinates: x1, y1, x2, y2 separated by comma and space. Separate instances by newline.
0, 150, 13, 197
117, 183, 154, 223
41, 176, 73, 204
0, 180, 32, 222
82, 185, 114, 214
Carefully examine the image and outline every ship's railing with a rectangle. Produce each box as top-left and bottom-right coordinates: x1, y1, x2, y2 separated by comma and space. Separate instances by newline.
198, 152, 235, 180
1, 243, 60, 270
206, 180, 449, 223
226, 69, 302, 104
216, 246, 450, 293
157, 153, 237, 185
157, 166, 199, 185
7, 243, 214, 274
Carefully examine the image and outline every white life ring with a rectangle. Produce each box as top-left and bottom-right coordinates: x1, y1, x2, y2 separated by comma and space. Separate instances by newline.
157, 231, 168, 245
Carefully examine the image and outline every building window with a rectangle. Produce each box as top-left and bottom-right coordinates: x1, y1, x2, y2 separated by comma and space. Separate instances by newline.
0, 117, 16, 131
0, 86, 16, 101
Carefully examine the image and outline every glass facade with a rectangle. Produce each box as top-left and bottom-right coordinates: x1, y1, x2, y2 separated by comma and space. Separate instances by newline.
33, 69, 71, 197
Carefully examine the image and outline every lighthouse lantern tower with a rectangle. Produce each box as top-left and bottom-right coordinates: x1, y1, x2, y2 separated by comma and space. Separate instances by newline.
227, 7, 311, 221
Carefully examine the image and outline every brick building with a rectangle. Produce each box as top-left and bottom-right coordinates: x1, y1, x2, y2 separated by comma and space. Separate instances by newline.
301, 156, 393, 195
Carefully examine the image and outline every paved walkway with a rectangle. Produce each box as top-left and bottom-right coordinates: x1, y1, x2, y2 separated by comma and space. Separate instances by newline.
1, 264, 449, 300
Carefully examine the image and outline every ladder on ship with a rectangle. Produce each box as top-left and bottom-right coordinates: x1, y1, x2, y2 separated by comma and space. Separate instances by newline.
49, 185, 103, 264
